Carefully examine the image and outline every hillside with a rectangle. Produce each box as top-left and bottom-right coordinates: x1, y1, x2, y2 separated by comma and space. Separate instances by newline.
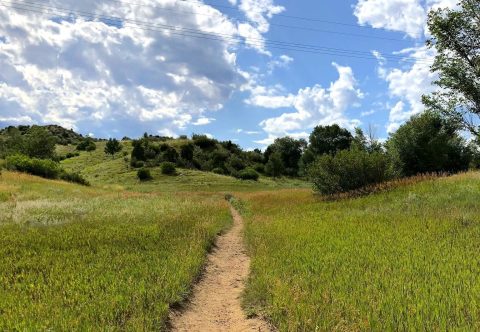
58, 141, 309, 192
1, 125, 85, 145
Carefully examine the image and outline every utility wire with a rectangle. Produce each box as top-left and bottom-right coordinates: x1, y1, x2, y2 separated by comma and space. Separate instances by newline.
1, 1, 432, 64
53, 0, 411, 42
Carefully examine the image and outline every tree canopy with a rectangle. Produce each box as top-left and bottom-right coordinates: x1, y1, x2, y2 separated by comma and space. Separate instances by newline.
423, 0, 480, 135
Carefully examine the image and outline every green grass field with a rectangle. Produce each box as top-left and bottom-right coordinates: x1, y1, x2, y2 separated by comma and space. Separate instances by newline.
4, 142, 480, 330
0, 171, 230, 330
240, 172, 480, 331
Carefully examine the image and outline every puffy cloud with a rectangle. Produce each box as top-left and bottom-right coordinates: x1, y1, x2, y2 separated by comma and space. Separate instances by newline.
251, 63, 363, 144
0, 0, 282, 136
354, 0, 426, 38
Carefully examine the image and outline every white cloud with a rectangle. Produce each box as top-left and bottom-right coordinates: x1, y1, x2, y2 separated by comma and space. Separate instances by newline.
193, 117, 215, 126
0, 0, 282, 136
252, 63, 363, 145
354, 0, 427, 38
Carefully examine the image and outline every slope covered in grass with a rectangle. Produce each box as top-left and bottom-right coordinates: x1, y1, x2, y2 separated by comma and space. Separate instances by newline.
240, 172, 480, 331
0, 171, 230, 330
59, 141, 309, 192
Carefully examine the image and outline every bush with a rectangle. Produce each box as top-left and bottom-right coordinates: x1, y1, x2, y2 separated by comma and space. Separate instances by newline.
308, 148, 392, 195
59, 171, 90, 186
6, 154, 61, 179
252, 163, 265, 174
77, 138, 96, 152
65, 152, 80, 159
237, 168, 260, 181
137, 168, 152, 181
212, 167, 225, 175
160, 162, 176, 175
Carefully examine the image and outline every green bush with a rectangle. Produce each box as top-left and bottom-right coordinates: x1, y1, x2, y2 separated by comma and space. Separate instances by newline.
6, 154, 60, 179
212, 167, 225, 175
160, 162, 176, 175
252, 163, 265, 174
59, 171, 90, 186
237, 168, 260, 181
308, 148, 392, 195
137, 168, 152, 181
77, 138, 96, 151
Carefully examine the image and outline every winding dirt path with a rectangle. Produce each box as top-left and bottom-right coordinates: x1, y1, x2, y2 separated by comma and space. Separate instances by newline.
169, 205, 272, 332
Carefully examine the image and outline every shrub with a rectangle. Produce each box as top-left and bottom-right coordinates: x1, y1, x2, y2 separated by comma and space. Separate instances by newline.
137, 168, 152, 181
160, 162, 176, 175
252, 163, 265, 174
65, 152, 80, 159
6, 154, 60, 179
212, 167, 225, 175
237, 168, 260, 181
77, 138, 96, 151
59, 171, 90, 186
308, 148, 392, 195
104, 138, 122, 156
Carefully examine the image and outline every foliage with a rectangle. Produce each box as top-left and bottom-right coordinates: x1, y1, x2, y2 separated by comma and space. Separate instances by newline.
423, 0, 480, 136
77, 138, 97, 152
308, 148, 392, 195
104, 138, 122, 156
5, 154, 90, 186
237, 168, 260, 181
0, 124, 83, 145
242, 172, 480, 331
0, 126, 56, 159
137, 168, 152, 181
265, 137, 306, 176
308, 124, 353, 156
59, 171, 90, 186
387, 112, 471, 176
180, 143, 195, 161
6, 154, 61, 179
160, 162, 177, 175
265, 152, 285, 178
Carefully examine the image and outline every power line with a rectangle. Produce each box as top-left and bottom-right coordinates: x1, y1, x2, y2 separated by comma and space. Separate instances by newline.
65, 0, 411, 42
1, 1, 432, 64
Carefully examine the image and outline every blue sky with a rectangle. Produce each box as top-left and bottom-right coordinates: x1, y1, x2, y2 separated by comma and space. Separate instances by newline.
0, 0, 457, 148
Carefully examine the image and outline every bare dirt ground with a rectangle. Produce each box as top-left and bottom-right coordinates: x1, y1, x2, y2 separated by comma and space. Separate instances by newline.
169, 205, 272, 332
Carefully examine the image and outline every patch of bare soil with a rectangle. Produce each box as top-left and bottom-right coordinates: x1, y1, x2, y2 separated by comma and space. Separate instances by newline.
169, 205, 272, 332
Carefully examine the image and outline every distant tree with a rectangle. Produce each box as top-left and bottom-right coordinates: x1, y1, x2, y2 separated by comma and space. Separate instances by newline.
23, 126, 56, 159
387, 111, 471, 176
77, 137, 96, 152
104, 138, 122, 157
0, 127, 24, 158
308, 124, 353, 156
422, 0, 480, 136
266, 137, 306, 176
265, 152, 285, 178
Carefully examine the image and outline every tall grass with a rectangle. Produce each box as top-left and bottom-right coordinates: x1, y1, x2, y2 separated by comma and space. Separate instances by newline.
0, 171, 230, 330
240, 172, 480, 331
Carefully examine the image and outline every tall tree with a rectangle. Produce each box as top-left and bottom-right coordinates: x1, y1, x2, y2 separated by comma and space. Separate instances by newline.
266, 137, 306, 176
422, 0, 480, 135
308, 124, 353, 156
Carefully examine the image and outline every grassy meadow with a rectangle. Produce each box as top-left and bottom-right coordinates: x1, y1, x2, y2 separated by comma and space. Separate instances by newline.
0, 171, 231, 330
58, 141, 308, 192
240, 172, 480, 331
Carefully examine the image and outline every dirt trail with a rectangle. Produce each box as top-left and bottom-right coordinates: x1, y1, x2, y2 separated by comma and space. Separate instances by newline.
169, 205, 272, 332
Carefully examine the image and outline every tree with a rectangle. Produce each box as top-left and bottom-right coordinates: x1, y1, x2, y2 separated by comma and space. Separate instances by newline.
265, 152, 284, 178
387, 111, 471, 176
104, 138, 122, 157
180, 143, 195, 161
422, 0, 480, 136
77, 137, 96, 152
308, 124, 353, 156
266, 137, 306, 177
23, 126, 56, 159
